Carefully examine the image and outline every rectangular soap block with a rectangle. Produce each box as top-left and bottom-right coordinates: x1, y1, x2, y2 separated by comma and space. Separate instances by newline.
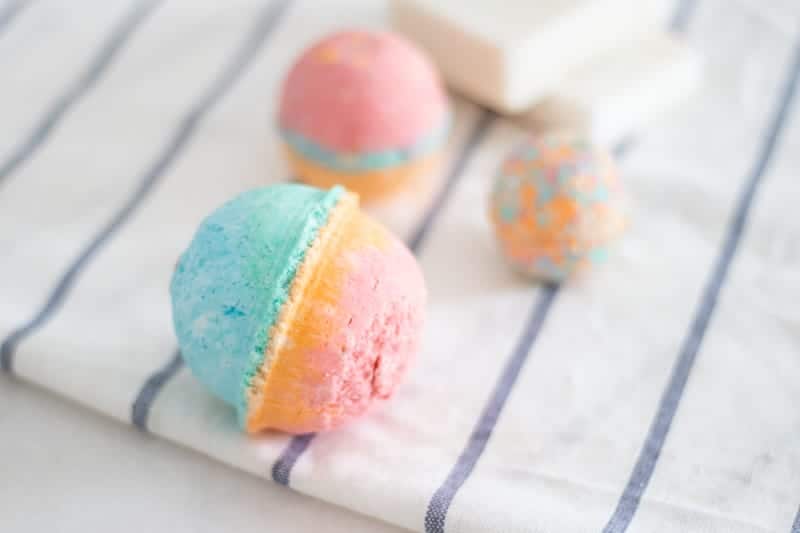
520, 33, 702, 145
390, 0, 673, 113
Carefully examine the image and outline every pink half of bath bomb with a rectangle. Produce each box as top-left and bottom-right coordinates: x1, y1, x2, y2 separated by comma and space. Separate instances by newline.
281, 239, 426, 433
279, 29, 449, 153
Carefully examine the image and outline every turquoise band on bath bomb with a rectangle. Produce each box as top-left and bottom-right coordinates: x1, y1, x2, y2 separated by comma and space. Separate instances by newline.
279, 113, 451, 173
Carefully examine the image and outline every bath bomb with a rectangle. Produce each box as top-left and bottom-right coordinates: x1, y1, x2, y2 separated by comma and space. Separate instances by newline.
171, 184, 426, 434
279, 30, 450, 202
489, 135, 626, 282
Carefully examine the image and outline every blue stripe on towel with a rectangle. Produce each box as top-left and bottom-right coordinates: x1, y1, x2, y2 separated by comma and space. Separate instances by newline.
131, 350, 183, 431
1, 0, 292, 374
424, 284, 558, 533
603, 38, 800, 533
670, 0, 699, 32
0, 0, 161, 187
423, 136, 634, 533
0, 0, 30, 35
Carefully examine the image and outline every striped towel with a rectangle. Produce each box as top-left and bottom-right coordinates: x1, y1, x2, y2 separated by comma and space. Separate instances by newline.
2, 0, 800, 531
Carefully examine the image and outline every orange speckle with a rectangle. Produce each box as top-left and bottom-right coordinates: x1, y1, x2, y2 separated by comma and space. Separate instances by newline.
318, 47, 339, 63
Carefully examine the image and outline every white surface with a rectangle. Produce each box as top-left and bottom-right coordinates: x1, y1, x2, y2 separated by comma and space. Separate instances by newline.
390, 0, 672, 112
0, 381, 406, 533
521, 32, 702, 145
2, 1, 800, 532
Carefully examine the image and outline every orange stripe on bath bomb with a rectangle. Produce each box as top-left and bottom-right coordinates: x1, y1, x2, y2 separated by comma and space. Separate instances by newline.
284, 144, 441, 203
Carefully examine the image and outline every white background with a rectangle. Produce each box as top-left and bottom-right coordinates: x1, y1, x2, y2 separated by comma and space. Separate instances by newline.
0, 381, 406, 532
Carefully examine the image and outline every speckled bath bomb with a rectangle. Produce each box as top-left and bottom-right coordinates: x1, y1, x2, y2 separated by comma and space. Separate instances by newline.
171, 184, 427, 434
278, 29, 450, 202
489, 134, 627, 282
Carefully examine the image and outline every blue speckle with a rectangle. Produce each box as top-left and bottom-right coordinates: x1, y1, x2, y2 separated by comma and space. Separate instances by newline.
558, 165, 575, 183
590, 247, 609, 263
223, 306, 246, 317
537, 184, 554, 204
537, 211, 552, 226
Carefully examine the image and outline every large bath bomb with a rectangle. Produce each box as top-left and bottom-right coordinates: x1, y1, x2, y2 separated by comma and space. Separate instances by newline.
489, 134, 627, 282
171, 184, 426, 433
279, 30, 450, 202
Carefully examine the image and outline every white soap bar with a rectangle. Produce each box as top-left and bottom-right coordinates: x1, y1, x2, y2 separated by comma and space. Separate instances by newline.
390, 0, 673, 113
520, 33, 702, 145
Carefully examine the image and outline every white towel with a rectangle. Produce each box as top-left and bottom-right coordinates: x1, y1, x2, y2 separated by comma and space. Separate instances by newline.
1, 1, 799, 532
